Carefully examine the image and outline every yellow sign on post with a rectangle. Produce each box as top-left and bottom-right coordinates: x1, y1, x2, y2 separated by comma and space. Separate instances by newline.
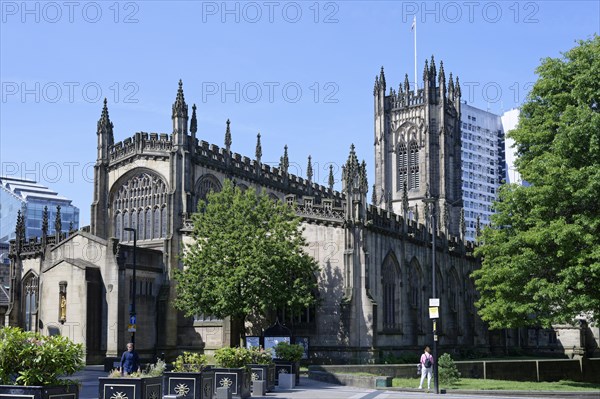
429, 306, 439, 319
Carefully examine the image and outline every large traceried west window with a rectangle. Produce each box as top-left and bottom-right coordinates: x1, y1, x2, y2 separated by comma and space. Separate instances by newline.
397, 140, 420, 191
113, 172, 168, 242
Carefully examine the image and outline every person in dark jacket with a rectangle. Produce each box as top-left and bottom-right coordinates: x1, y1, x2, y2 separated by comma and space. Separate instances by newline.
119, 342, 141, 375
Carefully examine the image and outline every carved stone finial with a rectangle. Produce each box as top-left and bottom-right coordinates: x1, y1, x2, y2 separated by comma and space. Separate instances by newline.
172, 79, 188, 119
379, 66, 386, 91
54, 205, 62, 235
224, 119, 232, 151
429, 55, 436, 78
97, 98, 114, 137
460, 208, 466, 239
455, 76, 461, 98
359, 160, 368, 193
371, 184, 377, 204
404, 73, 410, 92
255, 132, 262, 162
190, 104, 198, 134
41, 206, 49, 237
279, 145, 289, 174
328, 165, 335, 191
307, 155, 313, 182
423, 59, 429, 83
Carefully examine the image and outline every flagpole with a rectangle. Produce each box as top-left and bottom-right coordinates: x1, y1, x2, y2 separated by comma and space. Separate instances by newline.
413, 16, 418, 93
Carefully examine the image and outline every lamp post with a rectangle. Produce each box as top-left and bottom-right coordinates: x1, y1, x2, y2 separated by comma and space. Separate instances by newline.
124, 227, 137, 344
422, 196, 439, 394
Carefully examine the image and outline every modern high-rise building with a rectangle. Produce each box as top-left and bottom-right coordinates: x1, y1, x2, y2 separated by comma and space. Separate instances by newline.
460, 103, 506, 241
501, 108, 524, 185
0, 176, 80, 243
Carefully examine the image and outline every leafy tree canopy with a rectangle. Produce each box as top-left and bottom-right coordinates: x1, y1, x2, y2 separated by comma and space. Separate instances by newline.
474, 36, 600, 329
174, 180, 319, 342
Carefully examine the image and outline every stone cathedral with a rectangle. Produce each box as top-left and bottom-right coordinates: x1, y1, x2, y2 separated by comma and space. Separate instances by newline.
8, 59, 587, 364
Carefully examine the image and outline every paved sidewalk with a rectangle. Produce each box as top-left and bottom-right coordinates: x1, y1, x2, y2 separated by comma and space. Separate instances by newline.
74, 366, 599, 399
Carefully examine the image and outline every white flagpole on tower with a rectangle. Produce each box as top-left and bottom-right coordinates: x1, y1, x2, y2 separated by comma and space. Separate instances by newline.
411, 16, 417, 93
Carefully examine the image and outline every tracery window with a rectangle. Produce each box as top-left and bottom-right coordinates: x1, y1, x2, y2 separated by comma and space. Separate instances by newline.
382, 254, 401, 330
195, 175, 223, 210
397, 140, 420, 191
113, 172, 168, 242
23, 273, 38, 331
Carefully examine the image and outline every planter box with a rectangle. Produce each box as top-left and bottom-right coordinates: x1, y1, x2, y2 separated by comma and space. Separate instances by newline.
278, 373, 295, 389
247, 364, 275, 392
98, 376, 162, 399
274, 360, 300, 385
162, 370, 214, 399
0, 384, 79, 399
211, 367, 250, 399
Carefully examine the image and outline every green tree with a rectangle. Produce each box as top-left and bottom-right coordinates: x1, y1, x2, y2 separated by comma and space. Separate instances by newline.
438, 353, 461, 386
174, 180, 319, 345
473, 36, 600, 329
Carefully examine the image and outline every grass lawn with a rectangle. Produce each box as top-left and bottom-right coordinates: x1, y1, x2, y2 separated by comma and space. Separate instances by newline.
392, 378, 600, 392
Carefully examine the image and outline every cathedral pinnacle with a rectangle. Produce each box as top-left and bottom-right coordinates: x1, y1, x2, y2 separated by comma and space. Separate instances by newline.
42, 206, 49, 237
225, 119, 232, 151
448, 73, 455, 99
97, 98, 114, 136
279, 145, 289, 174
404, 74, 410, 93
255, 132, 262, 162
379, 66, 386, 91
190, 104, 198, 135
423, 59, 429, 83
455, 76, 461, 98
429, 55, 436, 79
328, 165, 335, 191
307, 155, 313, 182
438, 61, 446, 85
172, 79, 188, 119
54, 205, 62, 235
15, 210, 25, 242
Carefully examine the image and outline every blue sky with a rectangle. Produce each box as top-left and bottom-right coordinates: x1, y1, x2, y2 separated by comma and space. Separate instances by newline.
1, 0, 598, 226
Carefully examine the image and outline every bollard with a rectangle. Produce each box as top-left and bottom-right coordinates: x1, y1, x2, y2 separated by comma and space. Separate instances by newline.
252, 380, 266, 396
216, 386, 232, 399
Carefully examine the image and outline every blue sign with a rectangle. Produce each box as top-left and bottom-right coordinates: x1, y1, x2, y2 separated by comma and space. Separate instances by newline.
130, 315, 136, 325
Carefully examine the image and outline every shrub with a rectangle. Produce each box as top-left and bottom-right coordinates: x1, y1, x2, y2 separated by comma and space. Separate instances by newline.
109, 359, 167, 379
0, 326, 85, 386
214, 347, 253, 369
173, 352, 208, 373
249, 347, 273, 365
438, 353, 461, 386
273, 342, 304, 363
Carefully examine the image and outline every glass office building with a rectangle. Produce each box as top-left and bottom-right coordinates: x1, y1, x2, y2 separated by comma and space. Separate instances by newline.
0, 176, 79, 243
460, 103, 506, 242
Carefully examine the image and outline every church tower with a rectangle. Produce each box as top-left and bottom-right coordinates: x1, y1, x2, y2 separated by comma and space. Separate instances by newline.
373, 57, 463, 235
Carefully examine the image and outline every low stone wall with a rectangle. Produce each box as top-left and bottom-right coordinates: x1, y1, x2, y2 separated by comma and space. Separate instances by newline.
309, 371, 392, 389
309, 358, 600, 384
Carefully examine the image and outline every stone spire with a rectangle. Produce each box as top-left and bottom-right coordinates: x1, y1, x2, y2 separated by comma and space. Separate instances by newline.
255, 132, 262, 163
224, 119, 232, 152
328, 165, 335, 191
423, 59, 429, 84
373, 75, 379, 96
279, 145, 289, 174
190, 104, 198, 135
306, 155, 313, 183
402, 180, 409, 217
404, 73, 410, 93
360, 160, 368, 193
455, 76, 462, 99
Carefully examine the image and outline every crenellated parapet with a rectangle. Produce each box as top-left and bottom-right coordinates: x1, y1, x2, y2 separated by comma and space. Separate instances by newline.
193, 139, 344, 203
365, 204, 475, 257
109, 132, 173, 163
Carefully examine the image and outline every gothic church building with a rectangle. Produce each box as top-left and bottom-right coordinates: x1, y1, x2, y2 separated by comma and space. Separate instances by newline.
7, 60, 497, 363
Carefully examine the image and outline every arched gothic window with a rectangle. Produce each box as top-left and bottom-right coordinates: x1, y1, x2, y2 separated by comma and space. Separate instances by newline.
410, 261, 421, 309
409, 141, 420, 189
112, 172, 168, 242
382, 254, 401, 330
397, 143, 408, 191
195, 175, 223, 210
22, 273, 38, 331
448, 269, 459, 312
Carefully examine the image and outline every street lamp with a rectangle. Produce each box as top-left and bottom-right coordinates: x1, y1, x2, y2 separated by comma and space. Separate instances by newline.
123, 227, 137, 344
422, 196, 439, 394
